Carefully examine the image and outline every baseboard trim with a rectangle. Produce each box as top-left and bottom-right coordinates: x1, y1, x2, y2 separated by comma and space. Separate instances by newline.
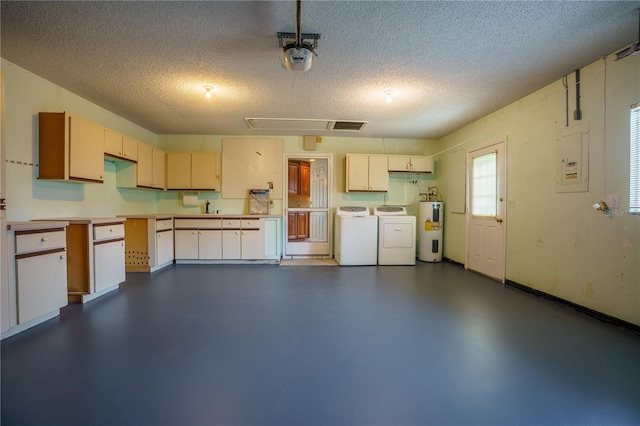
505, 279, 640, 336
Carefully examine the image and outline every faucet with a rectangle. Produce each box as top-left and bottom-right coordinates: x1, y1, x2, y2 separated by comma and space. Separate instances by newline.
205, 200, 210, 214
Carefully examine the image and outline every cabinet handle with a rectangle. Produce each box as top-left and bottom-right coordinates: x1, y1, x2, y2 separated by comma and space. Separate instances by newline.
199, 231, 203, 235
192, 231, 197, 235
109, 228, 113, 233
41, 237, 47, 242
59, 254, 65, 260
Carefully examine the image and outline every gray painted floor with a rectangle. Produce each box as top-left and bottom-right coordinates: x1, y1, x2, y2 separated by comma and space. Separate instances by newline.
2, 262, 639, 426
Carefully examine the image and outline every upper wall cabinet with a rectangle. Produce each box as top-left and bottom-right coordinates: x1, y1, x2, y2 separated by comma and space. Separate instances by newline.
388, 155, 433, 173
166, 152, 217, 191
104, 129, 138, 162
345, 154, 389, 192
39, 112, 105, 183
115, 142, 164, 190
136, 143, 165, 190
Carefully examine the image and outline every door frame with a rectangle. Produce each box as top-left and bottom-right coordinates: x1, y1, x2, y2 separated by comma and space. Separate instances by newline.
283, 153, 333, 257
465, 137, 507, 282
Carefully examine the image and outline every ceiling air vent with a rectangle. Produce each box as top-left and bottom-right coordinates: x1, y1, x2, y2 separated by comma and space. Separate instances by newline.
330, 120, 368, 131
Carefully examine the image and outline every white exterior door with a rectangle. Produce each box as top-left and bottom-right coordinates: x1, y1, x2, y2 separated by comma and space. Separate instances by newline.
466, 139, 507, 282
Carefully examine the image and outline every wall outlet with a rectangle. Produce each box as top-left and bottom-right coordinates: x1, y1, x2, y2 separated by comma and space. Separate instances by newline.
608, 194, 619, 209
508, 199, 516, 208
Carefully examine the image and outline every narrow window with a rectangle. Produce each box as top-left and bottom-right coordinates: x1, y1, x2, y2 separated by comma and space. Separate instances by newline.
631, 103, 640, 213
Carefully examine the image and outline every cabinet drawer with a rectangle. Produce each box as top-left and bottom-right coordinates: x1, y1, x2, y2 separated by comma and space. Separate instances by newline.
223, 219, 241, 229
16, 230, 66, 254
93, 223, 125, 241
156, 219, 173, 231
241, 219, 261, 229
174, 219, 222, 229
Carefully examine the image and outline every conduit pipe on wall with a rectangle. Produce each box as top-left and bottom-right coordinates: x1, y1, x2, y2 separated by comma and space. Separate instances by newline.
574, 68, 582, 121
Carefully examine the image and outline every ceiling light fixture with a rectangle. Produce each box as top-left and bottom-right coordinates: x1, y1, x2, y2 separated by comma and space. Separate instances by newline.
384, 90, 394, 104
203, 85, 213, 99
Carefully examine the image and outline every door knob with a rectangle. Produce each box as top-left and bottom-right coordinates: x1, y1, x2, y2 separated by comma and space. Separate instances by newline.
496, 217, 503, 223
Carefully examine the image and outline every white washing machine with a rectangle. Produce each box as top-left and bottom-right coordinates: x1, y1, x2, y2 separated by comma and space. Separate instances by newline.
334, 206, 378, 266
374, 206, 416, 265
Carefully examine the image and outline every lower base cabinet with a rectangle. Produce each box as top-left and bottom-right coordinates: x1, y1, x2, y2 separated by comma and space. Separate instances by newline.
16, 245, 68, 324
94, 240, 125, 293
3, 221, 69, 340
123, 217, 174, 272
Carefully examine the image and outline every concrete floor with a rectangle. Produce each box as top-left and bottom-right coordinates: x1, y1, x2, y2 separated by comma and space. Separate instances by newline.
2, 262, 639, 426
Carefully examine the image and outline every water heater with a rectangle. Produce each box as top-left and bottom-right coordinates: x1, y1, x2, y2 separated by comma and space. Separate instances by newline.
419, 201, 443, 262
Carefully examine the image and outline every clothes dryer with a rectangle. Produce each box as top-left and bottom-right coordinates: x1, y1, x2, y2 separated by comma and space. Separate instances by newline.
334, 207, 378, 266
373, 206, 416, 265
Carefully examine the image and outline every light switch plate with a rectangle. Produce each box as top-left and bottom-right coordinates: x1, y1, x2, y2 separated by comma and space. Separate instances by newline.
608, 194, 619, 209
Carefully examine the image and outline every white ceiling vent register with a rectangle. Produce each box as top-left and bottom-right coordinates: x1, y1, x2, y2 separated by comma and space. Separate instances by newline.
244, 118, 367, 132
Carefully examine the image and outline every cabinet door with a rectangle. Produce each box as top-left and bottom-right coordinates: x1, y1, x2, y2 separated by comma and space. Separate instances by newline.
299, 162, 311, 195
156, 229, 174, 265
388, 155, 411, 172
346, 154, 369, 192
122, 136, 139, 162
287, 212, 298, 240
199, 230, 222, 260
69, 115, 104, 182
94, 240, 126, 293
288, 163, 299, 194
297, 212, 309, 239
136, 142, 153, 187
166, 153, 192, 189
241, 230, 263, 259
368, 156, 389, 192
152, 148, 165, 189
16, 251, 67, 324
410, 156, 433, 173
222, 230, 242, 259
191, 152, 216, 190
264, 218, 280, 260
104, 129, 123, 158
174, 230, 199, 259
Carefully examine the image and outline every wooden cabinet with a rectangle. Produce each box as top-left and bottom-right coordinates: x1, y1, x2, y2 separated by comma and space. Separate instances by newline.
288, 212, 309, 240
288, 163, 299, 194
388, 155, 433, 173
345, 154, 389, 192
3, 221, 69, 340
166, 152, 217, 190
288, 161, 310, 195
123, 217, 174, 272
105, 129, 138, 162
38, 112, 104, 183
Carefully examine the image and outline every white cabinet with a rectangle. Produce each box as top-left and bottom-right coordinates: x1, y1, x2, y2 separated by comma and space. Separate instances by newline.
65, 219, 126, 303
174, 218, 223, 260
105, 129, 138, 162
166, 152, 217, 190
38, 112, 104, 183
123, 217, 174, 272
3, 221, 69, 340
94, 239, 125, 293
174, 217, 267, 261
137, 142, 165, 189
345, 154, 389, 192
264, 218, 282, 260
388, 155, 433, 173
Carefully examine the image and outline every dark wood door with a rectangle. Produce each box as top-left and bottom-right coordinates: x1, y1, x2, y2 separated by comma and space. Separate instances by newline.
287, 212, 298, 240
297, 212, 309, 239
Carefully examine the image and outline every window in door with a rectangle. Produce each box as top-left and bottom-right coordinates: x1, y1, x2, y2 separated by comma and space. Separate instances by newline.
471, 152, 497, 217
630, 103, 639, 214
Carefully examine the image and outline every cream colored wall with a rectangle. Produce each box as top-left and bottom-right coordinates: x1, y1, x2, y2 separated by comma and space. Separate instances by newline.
157, 135, 438, 217
435, 51, 639, 325
2, 59, 159, 221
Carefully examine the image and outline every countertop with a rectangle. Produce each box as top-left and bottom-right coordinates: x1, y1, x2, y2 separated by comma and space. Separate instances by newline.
33, 217, 126, 225
119, 214, 282, 219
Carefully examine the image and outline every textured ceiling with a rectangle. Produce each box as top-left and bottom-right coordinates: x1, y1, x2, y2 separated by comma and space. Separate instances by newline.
2, 1, 639, 139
